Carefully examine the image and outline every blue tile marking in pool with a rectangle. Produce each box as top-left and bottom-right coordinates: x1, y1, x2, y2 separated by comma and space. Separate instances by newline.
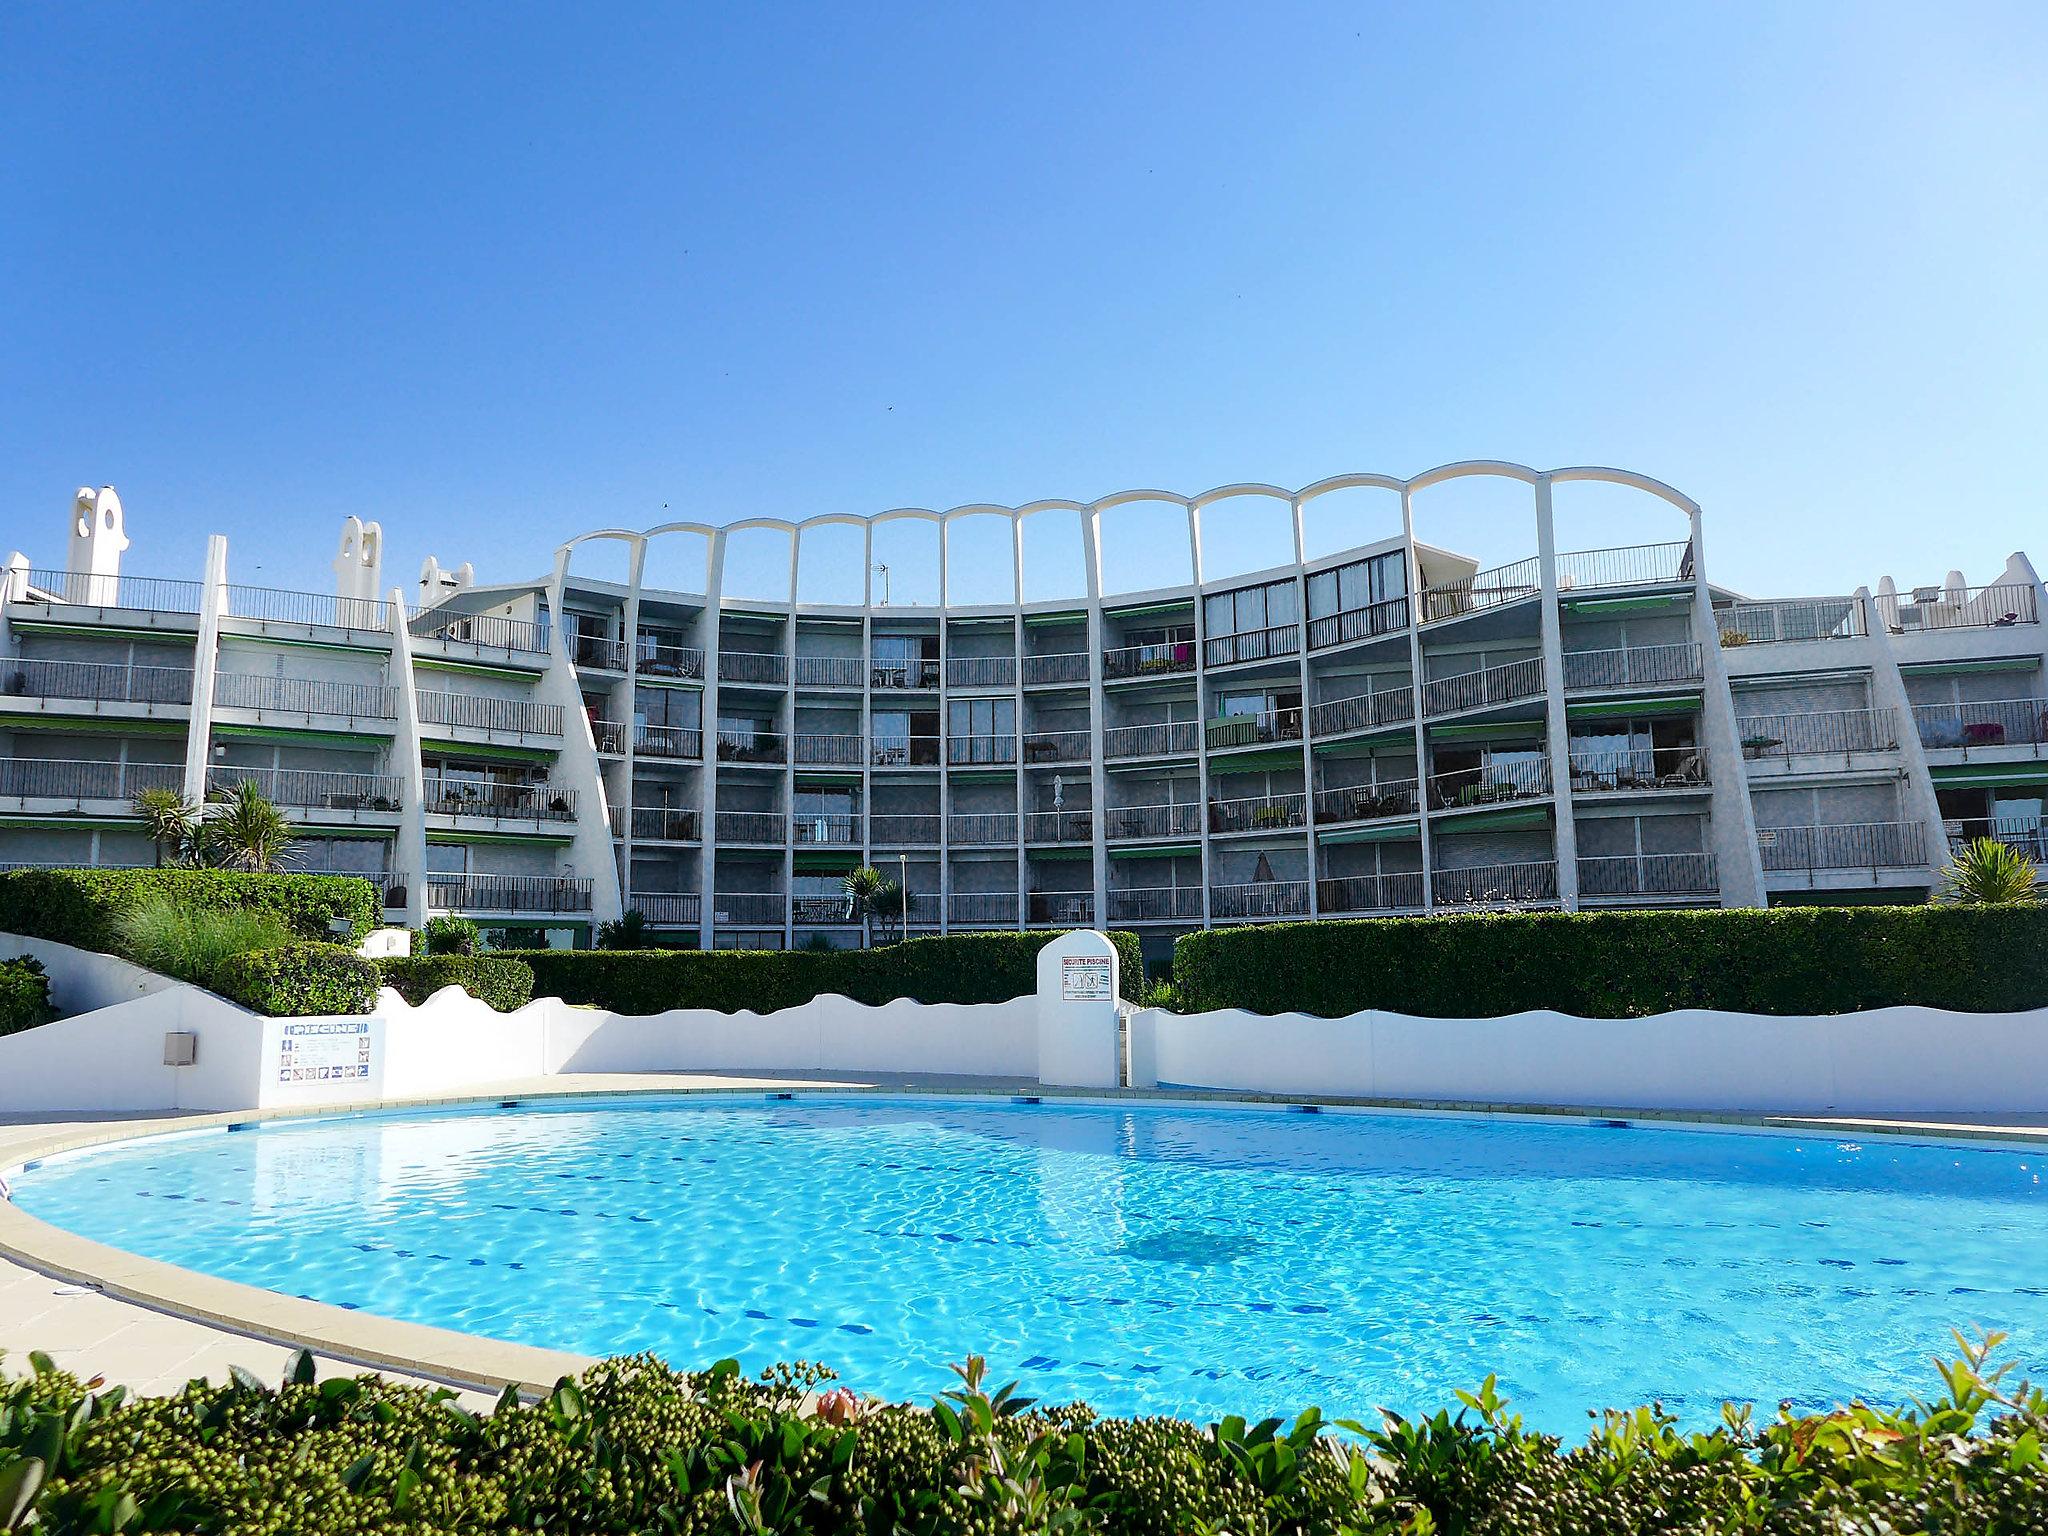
10, 1096, 2047, 1433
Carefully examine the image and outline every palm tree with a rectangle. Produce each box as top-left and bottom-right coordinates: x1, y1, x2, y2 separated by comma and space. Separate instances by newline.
1937, 837, 2042, 905
201, 780, 297, 872
870, 880, 905, 943
842, 865, 888, 948
131, 786, 200, 868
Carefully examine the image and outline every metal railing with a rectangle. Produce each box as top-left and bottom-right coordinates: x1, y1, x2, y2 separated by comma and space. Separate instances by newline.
1578, 852, 1719, 898
1945, 821, 2046, 863
0, 758, 183, 802
1108, 886, 1204, 921
635, 892, 702, 926
213, 673, 397, 721
1023, 809, 1093, 843
871, 735, 941, 767
1876, 583, 2038, 633
1205, 707, 1303, 750
1422, 656, 1543, 716
572, 633, 628, 671
717, 728, 786, 763
1209, 791, 1308, 835
1561, 642, 1703, 691
903, 892, 943, 925
1316, 870, 1426, 913
636, 723, 703, 759
413, 612, 551, 654
1420, 556, 1539, 623
1204, 622, 1301, 669
419, 776, 572, 821
637, 640, 705, 679
1308, 684, 1414, 738
1429, 757, 1551, 810
792, 894, 857, 925
1312, 778, 1420, 824
1716, 597, 1865, 645
1022, 728, 1090, 764
950, 891, 1020, 926
1912, 698, 2048, 751
17, 569, 205, 615
1105, 802, 1202, 840
1210, 880, 1311, 919
792, 813, 861, 845
211, 765, 405, 811
947, 655, 1016, 689
948, 812, 1019, 845
1554, 541, 1692, 592
947, 733, 1017, 766
718, 650, 788, 686
1027, 891, 1094, 925
629, 806, 702, 841
223, 585, 391, 631
1431, 860, 1559, 907
794, 654, 864, 688
1307, 593, 1411, 650
1568, 745, 1709, 792
713, 892, 786, 925
792, 732, 864, 766
1022, 652, 1089, 686
415, 689, 564, 737
1736, 706, 1898, 759
1757, 820, 1927, 873
300, 869, 402, 907
591, 719, 624, 754
716, 810, 788, 843
427, 873, 593, 913
870, 813, 941, 845
2, 658, 193, 707
870, 659, 941, 689
1103, 720, 1198, 758
1103, 640, 1196, 679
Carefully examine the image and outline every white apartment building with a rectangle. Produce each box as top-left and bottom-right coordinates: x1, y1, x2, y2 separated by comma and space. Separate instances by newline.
4, 467, 2043, 959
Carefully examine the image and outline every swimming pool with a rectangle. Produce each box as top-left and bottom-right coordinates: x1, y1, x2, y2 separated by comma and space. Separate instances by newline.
9, 1095, 2045, 1431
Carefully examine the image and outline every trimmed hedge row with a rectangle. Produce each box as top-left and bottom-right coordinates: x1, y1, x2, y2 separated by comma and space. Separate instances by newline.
376, 955, 535, 1012
213, 944, 380, 1017
504, 930, 1143, 1015
0, 954, 53, 1035
0, 869, 380, 953
1172, 905, 2048, 1018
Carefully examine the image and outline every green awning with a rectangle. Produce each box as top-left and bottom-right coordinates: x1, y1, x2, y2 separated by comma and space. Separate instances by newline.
1204, 746, 1307, 772
1564, 693, 1701, 721
8, 619, 197, 644
1105, 599, 1194, 619
425, 829, 575, 847
213, 723, 390, 749
792, 850, 861, 873
1929, 763, 2048, 789
1310, 726, 1412, 754
1026, 846, 1093, 862
1898, 656, 2041, 677
0, 815, 144, 831
948, 769, 1016, 784
1108, 842, 1199, 860
219, 631, 390, 658
1316, 819, 1422, 844
635, 676, 701, 693
410, 654, 543, 681
1428, 721, 1544, 743
793, 773, 862, 788
1432, 804, 1552, 833
419, 737, 558, 764
294, 826, 396, 842
0, 713, 186, 737
1023, 611, 1087, 627
1561, 594, 1689, 614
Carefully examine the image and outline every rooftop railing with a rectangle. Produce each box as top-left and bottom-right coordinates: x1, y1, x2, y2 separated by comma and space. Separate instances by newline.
1108, 886, 1205, 921
223, 585, 392, 632
635, 892, 702, 926
1736, 706, 1898, 759
427, 873, 593, 913
1420, 556, 1539, 624
1554, 541, 1692, 592
413, 611, 551, 654
1307, 593, 1410, 651
947, 655, 1016, 689
1577, 851, 1718, 898
1568, 745, 1708, 793
718, 650, 788, 686
1431, 859, 1559, 908
1561, 642, 1703, 691
1103, 720, 1199, 759
17, 570, 204, 615
1876, 583, 2038, 633
1429, 756, 1551, 811
211, 765, 404, 812
635, 723, 702, 759
1912, 698, 2048, 752
2, 658, 193, 707
1205, 706, 1303, 751
794, 654, 864, 688
1022, 652, 1089, 686
948, 811, 1019, 845
1316, 870, 1426, 914
1022, 727, 1091, 764
1209, 791, 1307, 835
1308, 683, 1415, 739
416, 689, 564, 737
1105, 802, 1202, 841
1209, 879, 1310, 920
420, 776, 573, 821
715, 810, 787, 844
1204, 622, 1300, 669
1757, 820, 1927, 873
1421, 656, 1543, 716
213, 673, 398, 722
1022, 809, 1093, 844
1716, 597, 1865, 646
1102, 640, 1196, 680
1312, 778, 1420, 825
0, 758, 183, 803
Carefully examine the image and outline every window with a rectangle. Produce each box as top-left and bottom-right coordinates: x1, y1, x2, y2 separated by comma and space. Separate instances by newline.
948, 697, 1016, 764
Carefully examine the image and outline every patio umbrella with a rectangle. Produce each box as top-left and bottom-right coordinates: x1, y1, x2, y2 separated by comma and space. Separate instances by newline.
1052, 775, 1065, 811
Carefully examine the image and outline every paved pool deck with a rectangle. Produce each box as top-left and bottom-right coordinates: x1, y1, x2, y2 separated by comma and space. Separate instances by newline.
3, 1072, 2044, 1401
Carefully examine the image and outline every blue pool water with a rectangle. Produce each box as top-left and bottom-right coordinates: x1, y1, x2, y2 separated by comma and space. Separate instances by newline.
10, 1096, 2047, 1431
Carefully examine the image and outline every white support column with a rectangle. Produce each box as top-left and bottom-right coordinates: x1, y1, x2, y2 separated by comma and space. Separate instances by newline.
781, 601, 797, 953
1187, 512, 1217, 929
1399, 491, 1438, 912
1532, 478, 1580, 910
697, 533, 727, 951
1685, 506, 1766, 907
1081, 510, 1109, 934
1864, 587, 1954, 890
540, 553, 623, 935
385, 590, 430, 930
1287, 515, 1318, 918
181, 535, 228, 808
616, 537, 648, 911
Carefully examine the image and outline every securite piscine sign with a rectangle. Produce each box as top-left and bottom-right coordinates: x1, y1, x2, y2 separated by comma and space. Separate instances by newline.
1060, 955, 1113, 1002
277, 1018, 373, 1084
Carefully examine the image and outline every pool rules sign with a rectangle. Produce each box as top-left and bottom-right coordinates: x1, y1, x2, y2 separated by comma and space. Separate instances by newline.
1037, 931, 1122, 1088
1060, 954, 1113, 1002
261, 1015, 382, 1106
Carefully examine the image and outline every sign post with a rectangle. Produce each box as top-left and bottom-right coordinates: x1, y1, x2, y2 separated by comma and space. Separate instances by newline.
1035, 930, 1122, 1088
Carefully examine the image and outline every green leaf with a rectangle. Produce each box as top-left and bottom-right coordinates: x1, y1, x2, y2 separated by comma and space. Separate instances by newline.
286, 1349, 317, 1387
0, 1457, 47, 1531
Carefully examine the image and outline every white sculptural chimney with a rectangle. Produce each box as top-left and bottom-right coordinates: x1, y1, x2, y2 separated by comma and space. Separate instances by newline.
66, 486, 128, 603
333, 516, 385, 620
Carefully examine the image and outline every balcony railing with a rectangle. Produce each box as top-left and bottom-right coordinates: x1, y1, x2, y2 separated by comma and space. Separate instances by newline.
17, 569, 204, 615
1578, 851, 1719, 898
1568, 746, 1708, 793
1308, 684, 1415, 738
213, 674, 398, 722
1422, 657, 1543, 716
947, 733, 1017, 766
1876, 583, 2038, 633
1561, 642, 1704, 691
1205, 623, 1300, 669
1420, 557, 1539, 623
1103, 640, 1196, 679
1736, 706, 1898, 759
792, 894, 857, 925
637, 641, 705, 679
871, 734, 941, 767
427, 873, 592, 913
592, 719, 625, 754
1027, 891, 1094, 925
1023, 809, 1093, 844
1312, 778, 1420, 825
2, 658, 193, 707
301, 869, 402, 908
628, 806, 702, 841
903, 892, 942, 925
1307, 593, 1411, 650
571, 633, 628, 671
947, 655, 1016, 689
1103, 720, 1197, 758
1945, 820, 2046, 864
950, 891, 1019, 926
635, 892, 702, 926
1913, 698, 2048, 752
870, 659, 941, 690
223, 585, 392, 632
1022, 728, 1090, 764
1431, 860, 1559, 908
1023, 652, 1090, 686
794, 654, 864, 688
948, 812, 1019, 845
1429, 757, 1551, 811
413, 612, 551, 654
792, 813, 861, 845
0, 758, 183, 803
1108, 886, 1204, 922
1209, 792, 1307, 835
713, 891, 786, 926
717, 728, 786, 763
1757, 820, 1927, 873
636, 723, 703, 759
792, 732, 864, 766
870, 813, 941, 845
421, 776, 573, 821
1716, 597, 1865, 645
1316, 870, 1426, 914
716, 810, 787, 844
1105, 802, 1202, 840
1205, 707, 1303, 751
1554, 541, 1692, 592
211, 765, 404, 812
415, 689, 564, 737
1210, 880, 1310, 920
719, 650, 788, 686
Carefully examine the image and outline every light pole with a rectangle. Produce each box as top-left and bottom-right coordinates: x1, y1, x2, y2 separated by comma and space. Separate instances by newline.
898, 850, 909, 944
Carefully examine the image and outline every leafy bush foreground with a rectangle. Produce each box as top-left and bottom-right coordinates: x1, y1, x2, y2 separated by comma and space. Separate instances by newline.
2, 1334, 2044, 1534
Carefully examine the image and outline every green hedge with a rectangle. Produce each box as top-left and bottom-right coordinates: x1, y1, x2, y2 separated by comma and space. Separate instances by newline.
0, 955, 53, 1035
503, 930, 1143, 1015
376, 955, 535, 1012
0, 869, 380, 955
3, 1337, 2044, 1534
1172, 905, 2048, 1018
213, 943, 379, 1017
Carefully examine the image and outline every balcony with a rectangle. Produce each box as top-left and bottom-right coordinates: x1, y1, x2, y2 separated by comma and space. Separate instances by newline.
717, 728, 785, 764
301, 869, 403, 909
1209, 792, 1307, 835
1316, 870, 1426, 914
1913, 699, 2048, 753
626, 806, 701, 842
1210, 880, 1310, 920
1946, 820, 2046, 862
1103, 720, 1197, 759
1023, 652, 1089, 686
871, 734, 941, 767
1108, 886, 1204, 922
1307, 593, 1411, 651
947, 733, 1017, 767
1307, 684, 1415, 739
637, 641, 705, 680
427, 873, 592, 913
1421, 657, 1543, 717
1554, 541, 1692, 592
1105, 802, 1201, 840
636, 892, 702, 927
223, 585, 393, 633
212, 766, 404, 813
15, 569, 204, 617
1736, 707, 1897, 761
1022, 727, 1090, 764
792, 732, 864, 766
713, 891, 786, 926
1205, 623, 1300, 669
1877, 583, 2038, 633
0, 758, 183, 805
572, 633, 628, 671
1103, 640, 1196, 680
871, 813, 941, 845
636, 723, 703, 760
2, 658, 194, 711
794, 654, 864, 689
214, 674, 397, 725
1205, 707, 1303, 751
903, 892, 943, 925
718, 650, 788, 687
591, 719, 624, 754
715, 810, 787, 844
792, 813, 861, 846
421, 777, 573, 823
416, 689, 564, 738
1568, 746, 1708, 793
793, 893, 859, 925
1561, 643, 1703, 691
1313, 778, 1420, 825
947, 655, 1016, 689
1027, 891, 1094, 925
413, 612, 551, 655
1420, 557, 1539, 624
870, 659, 941, 690
1578, 852, 1719, 899
1431, 860, 1559, 908
1023, 809, 1093, 844
1429, 758, 1551, 812
948, 812, 1018, 845
1717, 597, 1864, 646
1757, 821, 1927, 873
950, 891, 1019, 927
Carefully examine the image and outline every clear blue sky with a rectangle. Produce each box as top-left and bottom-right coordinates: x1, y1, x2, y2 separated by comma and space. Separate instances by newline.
3, 2, 2044, 607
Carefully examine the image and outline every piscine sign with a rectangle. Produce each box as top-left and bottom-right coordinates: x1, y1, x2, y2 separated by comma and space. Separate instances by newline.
277, 1018, 373, 1085
1060, 954, 1113, 1002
